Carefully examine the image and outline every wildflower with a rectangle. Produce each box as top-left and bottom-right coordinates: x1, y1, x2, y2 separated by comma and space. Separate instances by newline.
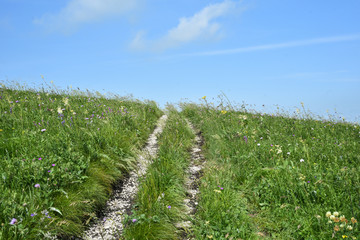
41, 129, 46, 132
287, 152, 290, 155
340, 224, 345, 228
351, 217, 357, 223
221, 110, 227, 114
31, 213, 36, 217
333, 212, 339, 217
243, 136, 248, 144
334, 225, 340, 231
214, 190, 221, 193
132, 219, 137, 223
34, 184, 40, 188
307, 181, 310, 183
330, 215, 335, 220
343, 235, 348, 239
277, 149, 282, 154
10, 218, 17, 225
347, 225, 353, 231
63, 98, 69, 106
0, 129, 3, 132
38, 157, 42, 160
48, 170, 51, 173
202, 96, 206, 100
167, 205, 171, 209
57, 107, 63, 114
340, 215, 347, 222
52, 164, 55, 167
300, 159, 305, 162
257, 143, 260, 146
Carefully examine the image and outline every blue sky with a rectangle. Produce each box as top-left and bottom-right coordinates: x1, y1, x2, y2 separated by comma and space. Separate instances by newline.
1, 0, 360, 122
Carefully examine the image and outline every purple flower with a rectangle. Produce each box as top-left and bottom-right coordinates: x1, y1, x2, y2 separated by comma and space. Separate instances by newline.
52, 164, 55, 167
220, 187, 224, 190
34, 184, 40, 188
48, 170, 51, 173
10, 218, 17, 225
307, 181, 310, 183
38, 157, 42, 160
31, 213, 36, 217
167, 205, 171, 209
41, 129, 46, 132
243, 136, 248, 144
132, 219, 137, 223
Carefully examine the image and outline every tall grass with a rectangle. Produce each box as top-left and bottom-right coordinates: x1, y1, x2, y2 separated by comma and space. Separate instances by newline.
0, 83, 163, 239
182, 100, 360, 239
123, 106, 195, 240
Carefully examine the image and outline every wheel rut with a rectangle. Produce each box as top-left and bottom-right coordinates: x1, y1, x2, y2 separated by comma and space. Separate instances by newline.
82, 115, 168, 240
176, 119, 206, 239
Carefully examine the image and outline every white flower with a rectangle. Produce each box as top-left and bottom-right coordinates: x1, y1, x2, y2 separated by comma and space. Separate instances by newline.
257, 143, 260, 146
300, 159, 305, 162
287, 152, 290, 155
333, 211, 339, 217
326, 211, 332, 218
330, 215, 335, 220
347, 225, 353, 231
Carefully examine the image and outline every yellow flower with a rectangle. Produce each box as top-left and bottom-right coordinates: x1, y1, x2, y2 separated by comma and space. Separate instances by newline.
0, 129, 2, 132
63, 98, 69, 106
343, 235, 348, 239
351, 217, 357, 224
221, 110, 227, 114
202, 96, 206, 100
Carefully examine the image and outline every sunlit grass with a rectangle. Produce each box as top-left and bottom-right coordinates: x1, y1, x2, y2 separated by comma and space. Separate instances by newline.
0, 82, 163, 239
182, 99, 360, 239
123, 106, 195, 240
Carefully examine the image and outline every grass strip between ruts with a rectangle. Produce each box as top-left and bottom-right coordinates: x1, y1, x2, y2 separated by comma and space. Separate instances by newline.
123, 106, 195, 240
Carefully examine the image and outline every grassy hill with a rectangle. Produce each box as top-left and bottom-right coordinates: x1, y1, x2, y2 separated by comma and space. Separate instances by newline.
1, 84, 359, 239
0, 84, 163, 239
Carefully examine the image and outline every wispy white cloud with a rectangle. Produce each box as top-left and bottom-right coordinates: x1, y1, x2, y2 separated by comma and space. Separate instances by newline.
35, 0, 140, 33
179, 34, 360, 56
130, 0, 239, 51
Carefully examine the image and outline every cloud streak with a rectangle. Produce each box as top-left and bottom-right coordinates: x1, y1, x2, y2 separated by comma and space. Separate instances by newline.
35, 0, 139, 33
130, 0, 238, 51
179, 34, 360, 56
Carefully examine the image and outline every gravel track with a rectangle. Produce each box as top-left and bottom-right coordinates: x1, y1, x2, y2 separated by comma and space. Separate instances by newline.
82, 115, 168, 240
176, 120, 206, 239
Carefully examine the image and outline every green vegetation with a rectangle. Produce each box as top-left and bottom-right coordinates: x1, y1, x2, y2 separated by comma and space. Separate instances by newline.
0, 83, 163, 239
2, 81, 359, 240
182, 99, 360, 239
123, 106, 194, 240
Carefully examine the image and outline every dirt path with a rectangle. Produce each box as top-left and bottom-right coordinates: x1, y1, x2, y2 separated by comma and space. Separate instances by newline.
83, 115, 168, 240
176, 120, 206, 239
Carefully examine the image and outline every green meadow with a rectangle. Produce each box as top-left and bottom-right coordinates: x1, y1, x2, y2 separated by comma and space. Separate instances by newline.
1, 84, 359, 240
